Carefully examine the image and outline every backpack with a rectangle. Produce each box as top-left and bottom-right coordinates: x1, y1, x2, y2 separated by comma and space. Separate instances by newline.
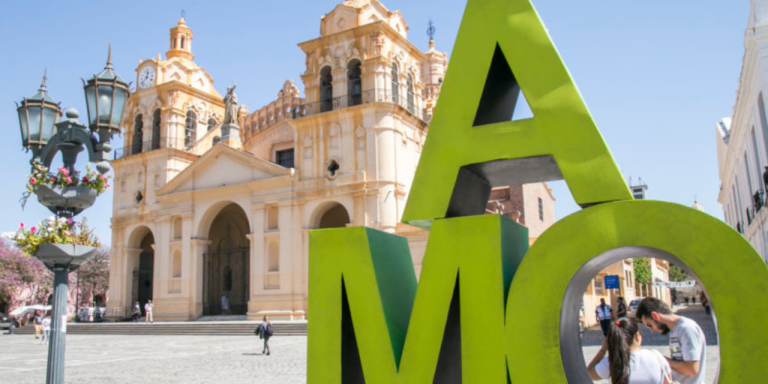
266, 323, 274, 337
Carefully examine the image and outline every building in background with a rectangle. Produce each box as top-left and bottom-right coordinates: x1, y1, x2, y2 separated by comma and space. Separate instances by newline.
581, 179, 672, 328
106, 0, 555, 321
716, 0, 768, 264
485, 185, 555, 245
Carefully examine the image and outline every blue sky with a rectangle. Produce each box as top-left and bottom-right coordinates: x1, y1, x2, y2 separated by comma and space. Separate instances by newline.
0, 1, 749, 245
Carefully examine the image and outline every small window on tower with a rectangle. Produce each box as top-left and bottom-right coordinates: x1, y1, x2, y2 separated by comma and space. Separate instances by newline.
538, 197, 544, 221
181, 37, 185, 49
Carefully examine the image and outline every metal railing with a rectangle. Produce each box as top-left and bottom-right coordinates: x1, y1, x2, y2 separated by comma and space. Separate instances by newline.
113, 137, 187, 159
298, 88, 422, 120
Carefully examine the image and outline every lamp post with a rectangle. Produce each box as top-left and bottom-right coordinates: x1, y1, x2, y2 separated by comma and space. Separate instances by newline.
15, 47, 129, 384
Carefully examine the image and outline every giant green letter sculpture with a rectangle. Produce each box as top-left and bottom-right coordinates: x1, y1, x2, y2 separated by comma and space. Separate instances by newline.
308, 0, 768, 382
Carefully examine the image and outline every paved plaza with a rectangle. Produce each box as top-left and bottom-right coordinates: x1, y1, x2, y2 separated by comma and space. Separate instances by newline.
0, 307, 719, 383
0, 334, 307, 383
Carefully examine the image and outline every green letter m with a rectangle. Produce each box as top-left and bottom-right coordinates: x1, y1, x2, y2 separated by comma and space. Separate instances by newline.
308, 215, 528, 383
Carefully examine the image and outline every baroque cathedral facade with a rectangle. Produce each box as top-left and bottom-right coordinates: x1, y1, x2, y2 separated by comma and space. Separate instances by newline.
107, 0, 553, 320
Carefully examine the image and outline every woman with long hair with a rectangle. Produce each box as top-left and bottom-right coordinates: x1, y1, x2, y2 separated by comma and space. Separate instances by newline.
587, 317, 674, 384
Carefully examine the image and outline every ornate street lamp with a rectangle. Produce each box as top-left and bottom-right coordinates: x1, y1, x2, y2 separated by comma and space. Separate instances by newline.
16, 71, 63, 164
15, 47, 129, 384
82, 45, 130, 166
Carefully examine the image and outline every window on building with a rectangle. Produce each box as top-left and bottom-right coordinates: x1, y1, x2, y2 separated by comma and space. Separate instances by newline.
538, 197, 544, 221
407, 73, 415, 113
735, 178, 744, 225
173, 217, 182, 239
594, 278, 604, 296
207, 117, 217, 132
151, 109, 161, 150
185, 110, 197, 147
267, 206, 279, 230
745, 152, 754, 196
347, 60, 362, 107
172, 251, 182, 278
758, 93, 768, 164
752, 127, 763, 193
180, 37, 185, 49
320, 66, 333, 113
276, 149, 294, 168
268, 242, 280, 272
133, 114, 143, 155
392, 62, 400, 104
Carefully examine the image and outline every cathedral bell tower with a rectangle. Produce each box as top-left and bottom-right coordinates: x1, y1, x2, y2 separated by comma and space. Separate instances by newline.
167, 18, 194, 61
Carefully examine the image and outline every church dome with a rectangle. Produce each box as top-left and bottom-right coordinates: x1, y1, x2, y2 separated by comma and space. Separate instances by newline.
691, 200, 705, 212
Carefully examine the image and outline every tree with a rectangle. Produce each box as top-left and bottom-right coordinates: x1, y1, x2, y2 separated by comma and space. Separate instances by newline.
668, 264, 687, 282
76, 247, 110, 307
0, 238, 53, 315
633, 258, 652, 296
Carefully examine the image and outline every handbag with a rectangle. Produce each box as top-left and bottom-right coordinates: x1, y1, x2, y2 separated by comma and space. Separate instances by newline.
651, 350, 681, 384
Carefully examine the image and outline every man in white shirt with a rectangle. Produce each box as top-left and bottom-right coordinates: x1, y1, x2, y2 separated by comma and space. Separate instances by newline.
637, 297, 706, 384
595, 298, 612, 337
144, 300, 154, 324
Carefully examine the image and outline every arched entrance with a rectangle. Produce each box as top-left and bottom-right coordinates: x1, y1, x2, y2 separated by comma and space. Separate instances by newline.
318, 203, 351, 229
133, 232, 154, 315
203, 203, 250, 315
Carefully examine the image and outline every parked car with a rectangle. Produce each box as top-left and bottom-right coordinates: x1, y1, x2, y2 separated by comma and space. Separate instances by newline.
0, 312, 20, 330
76, 307, 106, 322
629, 298, 643, 315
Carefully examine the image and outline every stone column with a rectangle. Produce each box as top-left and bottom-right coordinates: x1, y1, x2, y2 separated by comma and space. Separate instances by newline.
189, 239, 210, 319
247, 208, 265, 318
374, 122, 398, 232
123, 247, 143, 313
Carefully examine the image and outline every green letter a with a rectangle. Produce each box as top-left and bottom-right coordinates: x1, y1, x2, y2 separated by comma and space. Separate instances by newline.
403, 0, 632, 228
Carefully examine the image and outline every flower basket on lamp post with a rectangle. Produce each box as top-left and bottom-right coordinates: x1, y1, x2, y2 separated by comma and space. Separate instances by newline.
36, 185, 98, 217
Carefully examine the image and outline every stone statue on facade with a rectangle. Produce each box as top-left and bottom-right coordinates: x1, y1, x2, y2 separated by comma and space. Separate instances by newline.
220, 82, 241, 145
223, 83, 239, 126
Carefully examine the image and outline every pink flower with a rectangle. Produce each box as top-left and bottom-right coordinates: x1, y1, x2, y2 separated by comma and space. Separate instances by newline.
59, 167, 69, 177
82, 177, 89, 183
66, 218, 75, 226
50, 177, 56, 183
19, 223, 24, 228
30, 227, 37, 233
99, 175, 106, 181
30, 178, 36, 185
63, 231, 72, 236
66, 177, 72, 184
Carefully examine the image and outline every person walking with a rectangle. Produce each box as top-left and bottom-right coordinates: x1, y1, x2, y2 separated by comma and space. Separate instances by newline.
144, 300, 154, 324
587, 317, 674, 384
132, 301, 141, 322
596, 298, 613, 337
256, 315, 274, 355
700, 295, 711, 316
33, 311, 43, 340
636, 297, 706, 384
616, 297, 628, 318
40, 315, 51, 345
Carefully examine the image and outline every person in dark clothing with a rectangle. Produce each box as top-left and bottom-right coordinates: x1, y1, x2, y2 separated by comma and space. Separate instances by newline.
617, 297, 628, 318
256, 315, 274, 355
